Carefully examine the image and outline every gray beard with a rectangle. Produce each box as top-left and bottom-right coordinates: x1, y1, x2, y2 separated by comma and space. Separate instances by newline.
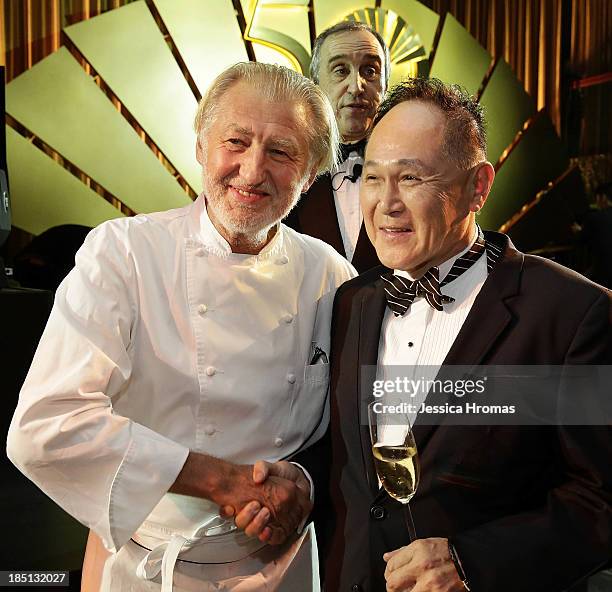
200, 170, 303, 253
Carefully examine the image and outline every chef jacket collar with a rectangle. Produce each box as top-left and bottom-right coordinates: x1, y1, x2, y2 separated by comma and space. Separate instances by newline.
193, 194, 286, 261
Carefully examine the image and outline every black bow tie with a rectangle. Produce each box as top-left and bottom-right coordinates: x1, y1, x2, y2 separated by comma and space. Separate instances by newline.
338, 138, 367, 162
382, 229, 500, 316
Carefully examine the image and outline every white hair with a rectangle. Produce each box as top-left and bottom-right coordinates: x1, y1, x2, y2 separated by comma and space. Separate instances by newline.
194, 62, 339, 174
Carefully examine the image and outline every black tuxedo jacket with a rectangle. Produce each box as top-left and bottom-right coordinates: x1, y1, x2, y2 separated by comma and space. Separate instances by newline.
319, 231, 612, 592
283, 174, 380, 273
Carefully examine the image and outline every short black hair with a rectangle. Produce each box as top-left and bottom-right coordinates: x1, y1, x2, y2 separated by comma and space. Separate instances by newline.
373, 77, 487, 169
310, 21, 390, 91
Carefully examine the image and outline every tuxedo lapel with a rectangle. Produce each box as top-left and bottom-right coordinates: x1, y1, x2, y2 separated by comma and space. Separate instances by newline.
445, 232, 522, 366
412, 233, 523, 451
357, 276, 388, 495
352, 223, 381, 273
298, 174, 346, 256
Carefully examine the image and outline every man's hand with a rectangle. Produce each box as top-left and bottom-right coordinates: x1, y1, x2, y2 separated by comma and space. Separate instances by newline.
170, 453, 311, 546
221, 461, 312, 545
384, 538, 464, 592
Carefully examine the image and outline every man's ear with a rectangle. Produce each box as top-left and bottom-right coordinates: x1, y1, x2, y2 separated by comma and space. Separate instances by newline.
469, 161, 495, 212
301, 166, 319, 194
195, 133, 205, 166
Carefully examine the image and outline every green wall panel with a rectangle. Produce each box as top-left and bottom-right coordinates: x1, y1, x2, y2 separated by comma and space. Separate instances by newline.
152, 0, 248, 96
381, 0, 439, 55
429, 14, 491, 95
479, 59, 536, 165
6, 127, 123, 236
506, 167, 586, 252
64, 1, 200, 191
479, 115, 569, 231
5, 47, 190, 214
314, 0, 376, 35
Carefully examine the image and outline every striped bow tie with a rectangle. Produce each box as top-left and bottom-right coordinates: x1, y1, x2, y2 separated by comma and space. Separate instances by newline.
382, 267, 452, 314
382, 229, 501, 316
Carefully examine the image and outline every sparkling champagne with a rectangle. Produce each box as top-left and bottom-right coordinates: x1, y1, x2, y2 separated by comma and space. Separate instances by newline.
372, 444, 420, 503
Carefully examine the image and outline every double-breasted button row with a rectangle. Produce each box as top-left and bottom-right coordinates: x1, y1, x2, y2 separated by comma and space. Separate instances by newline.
196, 303, 292, 327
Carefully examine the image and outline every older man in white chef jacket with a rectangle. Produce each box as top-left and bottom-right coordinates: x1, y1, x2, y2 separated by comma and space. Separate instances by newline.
7, 62, 356, 591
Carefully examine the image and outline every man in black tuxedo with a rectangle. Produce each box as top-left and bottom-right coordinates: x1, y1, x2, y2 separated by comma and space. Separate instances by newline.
284, 21, 390, 273
323, 78, 612, 591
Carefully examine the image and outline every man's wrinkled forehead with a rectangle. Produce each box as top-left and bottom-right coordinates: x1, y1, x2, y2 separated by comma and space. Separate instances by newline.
365, 100, 451, 170
363, 158, 436, 176
214, 81, 309, 125
322, 31, 384, 65
371, 100, 448, 145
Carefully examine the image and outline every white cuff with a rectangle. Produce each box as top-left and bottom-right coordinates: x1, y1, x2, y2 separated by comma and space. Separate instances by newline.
290, 462, 314, 535
108, 424, 189, 551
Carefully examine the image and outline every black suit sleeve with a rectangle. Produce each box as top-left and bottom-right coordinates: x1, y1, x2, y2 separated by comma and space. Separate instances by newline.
290, 428, 332, 521
453, 292, 612, 592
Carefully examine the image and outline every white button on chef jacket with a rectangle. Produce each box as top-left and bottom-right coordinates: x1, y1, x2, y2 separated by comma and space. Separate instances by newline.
7, 196, 356, 561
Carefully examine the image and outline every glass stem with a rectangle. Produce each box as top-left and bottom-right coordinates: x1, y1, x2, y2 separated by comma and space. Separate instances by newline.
403, 503, 417, 541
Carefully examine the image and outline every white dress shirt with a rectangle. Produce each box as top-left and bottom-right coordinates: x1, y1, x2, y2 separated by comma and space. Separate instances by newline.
333, 150, 363, 262
7, 196, 356, 591
377, 230, 488, 428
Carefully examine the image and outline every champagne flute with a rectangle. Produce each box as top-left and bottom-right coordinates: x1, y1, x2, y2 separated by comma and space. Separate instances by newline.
368, 400, 420, 541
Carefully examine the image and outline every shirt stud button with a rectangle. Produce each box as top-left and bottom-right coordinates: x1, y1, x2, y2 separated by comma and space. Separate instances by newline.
195, 247, 205, 257
274, 437, 283, 447
286, 373, 296, 384
282, 314, 293, 324
408, 341, 414, 347
275, 255, 289, 265
206, 366, 216, 377
198, 304, 208, 315
204, 424, 215, 436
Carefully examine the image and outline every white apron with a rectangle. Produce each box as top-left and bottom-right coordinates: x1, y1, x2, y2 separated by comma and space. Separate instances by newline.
100, 493, 319, 591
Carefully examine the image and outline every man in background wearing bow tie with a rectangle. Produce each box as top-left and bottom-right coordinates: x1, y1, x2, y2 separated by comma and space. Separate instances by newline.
284, 21, 390, 273
322, 77, 612, 591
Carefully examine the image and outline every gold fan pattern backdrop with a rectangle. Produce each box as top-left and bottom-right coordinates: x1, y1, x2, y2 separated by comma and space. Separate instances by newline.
2, 0, 608, 251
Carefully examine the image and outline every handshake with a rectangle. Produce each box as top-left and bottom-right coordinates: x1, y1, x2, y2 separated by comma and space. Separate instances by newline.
172, 453, 312, 545
213, 459, 313, 546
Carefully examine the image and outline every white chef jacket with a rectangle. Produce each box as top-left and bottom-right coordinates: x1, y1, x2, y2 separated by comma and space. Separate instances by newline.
7, 195, 356, 590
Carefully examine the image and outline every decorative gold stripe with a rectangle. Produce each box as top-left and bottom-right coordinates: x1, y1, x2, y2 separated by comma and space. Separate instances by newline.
143, 0, 201, 101
0, 0, 5, 68
231, 0, 257, 62
475, 55, 498, 102
498, 165, 578, 233
6, 112, 135, 217
307, 0, 316, 53
493, 109, 543, 173
61, 31, 197, 200
427, 9, 446, 65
